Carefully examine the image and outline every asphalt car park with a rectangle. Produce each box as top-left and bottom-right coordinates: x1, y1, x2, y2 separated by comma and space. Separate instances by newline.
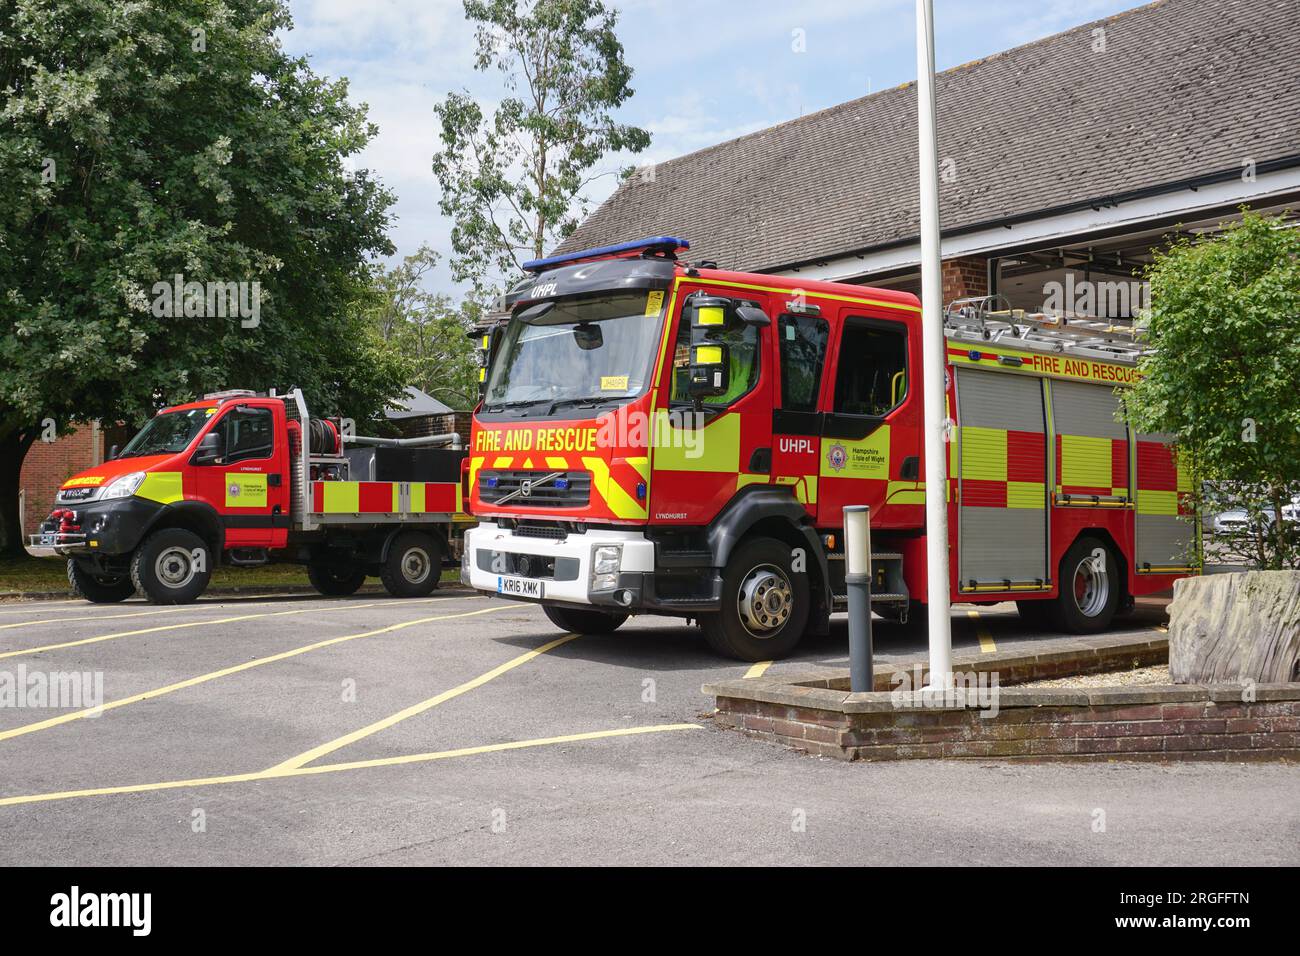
0, 589, 1296, 866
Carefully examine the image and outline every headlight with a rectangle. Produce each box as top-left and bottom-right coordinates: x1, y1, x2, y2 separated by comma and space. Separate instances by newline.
591, 545, 622, 592
100, 471, 147, 500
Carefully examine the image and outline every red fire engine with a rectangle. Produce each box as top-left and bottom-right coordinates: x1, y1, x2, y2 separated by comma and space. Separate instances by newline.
32, 389, 467, 604
461, 237, 1194, 660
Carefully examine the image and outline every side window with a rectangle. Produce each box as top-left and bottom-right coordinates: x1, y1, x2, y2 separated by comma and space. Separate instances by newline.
223, 407, 274, 463
778, 314, 829, 411
669, 302, 762, 405
832, 320, 908, 417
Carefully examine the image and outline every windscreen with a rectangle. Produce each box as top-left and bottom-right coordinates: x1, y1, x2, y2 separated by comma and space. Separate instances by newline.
482, 291, 666, 414
117, 408, 213, 458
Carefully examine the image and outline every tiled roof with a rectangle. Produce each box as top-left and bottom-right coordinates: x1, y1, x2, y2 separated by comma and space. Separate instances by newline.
557, 0, 1300, 272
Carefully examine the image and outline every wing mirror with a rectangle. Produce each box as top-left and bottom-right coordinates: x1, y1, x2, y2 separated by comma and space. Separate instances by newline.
192, 430, 225, 465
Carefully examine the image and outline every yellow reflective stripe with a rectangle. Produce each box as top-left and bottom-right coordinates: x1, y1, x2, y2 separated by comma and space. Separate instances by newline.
1007, 481, 1046, 509
958, 426, 1006, 481
1137, 489, 1179, 516
545, 457, 568, 470
887, 481, 926, 505
410, 482, 426, 513
1060, 434, 1112, 487
322, 482, 360, 513
691, 276, 921, 314
135, 472, 184, 504
468, 457, 483, 496
626, 457, 650, 482
583, 457, 646, 519
1176, 456, 1191, 493
492, 456, 512, 468
653, 409, 739, 472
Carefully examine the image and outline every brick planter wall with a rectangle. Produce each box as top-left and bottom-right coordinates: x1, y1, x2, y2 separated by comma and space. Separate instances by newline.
704, 637, 1300, 762
710, 688, 1300, 762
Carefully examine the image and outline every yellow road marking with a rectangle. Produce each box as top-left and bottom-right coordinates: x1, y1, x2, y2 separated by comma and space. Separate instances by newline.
743, 661, 773, 679
0, 595, 474, 660
0, 724, 701, 808
0, 603, 514, 744
0, 605, 201, 631
266, 633, 581, 773
967, 610, 997, 653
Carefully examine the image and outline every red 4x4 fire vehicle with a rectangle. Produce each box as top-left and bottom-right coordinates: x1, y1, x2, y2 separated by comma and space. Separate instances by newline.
32, 388, 467, 604
461, 237, 1195, 660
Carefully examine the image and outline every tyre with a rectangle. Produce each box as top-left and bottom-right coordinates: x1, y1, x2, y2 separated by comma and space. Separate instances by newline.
543, 604, 628, 634
307, 562, 367, 597
130, 528, 212, 604
1053, 536, 1120, 633
379, 531, 442, 598
700, 536, 810, 662
67, 559, 136, 603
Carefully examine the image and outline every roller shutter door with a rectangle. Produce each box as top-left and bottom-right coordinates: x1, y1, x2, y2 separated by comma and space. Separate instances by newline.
955, 368, 1048, 589
1050, 379, 1130, 505
1135, 431, 1195, 571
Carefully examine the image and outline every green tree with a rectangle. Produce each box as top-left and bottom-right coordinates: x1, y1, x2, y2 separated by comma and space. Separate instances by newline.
368, 245, 480, 409
1126, 211, 1300, 569
432, 0, 650, 296
0, 0, 406, 555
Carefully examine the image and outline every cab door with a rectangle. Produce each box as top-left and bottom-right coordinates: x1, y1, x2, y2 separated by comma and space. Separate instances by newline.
816, 312, 920, 529
192, 403, 289, 548
771, 311, 830, 516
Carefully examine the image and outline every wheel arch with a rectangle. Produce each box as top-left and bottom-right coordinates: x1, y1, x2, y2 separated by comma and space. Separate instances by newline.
705, 487, 831, 632
142, 502, 223, 560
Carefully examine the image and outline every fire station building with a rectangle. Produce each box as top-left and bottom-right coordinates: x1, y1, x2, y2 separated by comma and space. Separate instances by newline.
556, 0, 1299, 318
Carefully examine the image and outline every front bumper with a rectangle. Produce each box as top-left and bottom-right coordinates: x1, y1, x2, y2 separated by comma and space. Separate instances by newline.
464, 521, 663, 609
28, 497, 165, 558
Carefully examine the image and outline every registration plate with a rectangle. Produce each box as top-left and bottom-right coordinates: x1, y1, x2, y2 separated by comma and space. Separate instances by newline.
496, 575, 543, 599
40, 532, 56, 546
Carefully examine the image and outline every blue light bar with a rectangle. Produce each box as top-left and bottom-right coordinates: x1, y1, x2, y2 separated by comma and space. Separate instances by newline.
522, 236, 690, 274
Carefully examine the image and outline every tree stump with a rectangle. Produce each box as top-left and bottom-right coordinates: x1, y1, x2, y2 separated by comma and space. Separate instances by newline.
1168, 572, 1300, 683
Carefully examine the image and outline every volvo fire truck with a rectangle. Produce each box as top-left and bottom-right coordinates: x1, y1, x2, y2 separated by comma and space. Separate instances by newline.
31, 389, 468, 604
462, 237, 1194, 660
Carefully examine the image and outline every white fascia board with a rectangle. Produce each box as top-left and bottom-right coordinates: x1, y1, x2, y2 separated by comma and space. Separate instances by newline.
772, 167, 1300, 283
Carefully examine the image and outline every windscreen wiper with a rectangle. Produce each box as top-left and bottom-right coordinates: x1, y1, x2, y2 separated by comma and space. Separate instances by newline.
543, 395, 622, 415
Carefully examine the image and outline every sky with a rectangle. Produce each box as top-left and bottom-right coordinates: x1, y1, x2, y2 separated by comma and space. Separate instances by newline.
281, 0, 1141, 296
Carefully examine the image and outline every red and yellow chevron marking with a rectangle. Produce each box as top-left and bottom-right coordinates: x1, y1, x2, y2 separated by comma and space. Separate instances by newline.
957, 425, 1046, 509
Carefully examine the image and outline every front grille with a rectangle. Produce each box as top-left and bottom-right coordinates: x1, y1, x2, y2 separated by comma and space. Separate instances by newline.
512, 522, 570, 540
479, 470, 590, 508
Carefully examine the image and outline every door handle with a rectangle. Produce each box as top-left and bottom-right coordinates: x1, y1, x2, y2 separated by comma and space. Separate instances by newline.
267, 474, 282, 487
748, 448, 772, 474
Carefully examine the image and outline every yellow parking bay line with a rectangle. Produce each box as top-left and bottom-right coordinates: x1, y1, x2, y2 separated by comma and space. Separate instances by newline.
0, 724, 701, 808
0, 605, 202, 631
0, 602, 513, 744
266, 633, 581, 773
0, 595, 469, 660
743, 661, 773, 679
967, 610, 997, 653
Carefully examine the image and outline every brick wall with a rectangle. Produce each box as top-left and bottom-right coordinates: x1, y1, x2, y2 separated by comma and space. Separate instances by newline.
713, 690, 1300, 762
19, 424, 102, 536
940, 256, 989, 303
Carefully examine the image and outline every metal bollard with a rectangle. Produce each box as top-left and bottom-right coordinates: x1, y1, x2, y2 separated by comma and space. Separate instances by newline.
844, 505, 874, 693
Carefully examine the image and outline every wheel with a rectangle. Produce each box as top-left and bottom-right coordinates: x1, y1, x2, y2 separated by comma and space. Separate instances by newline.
1016, 599, 1056, 629
130, 528, 212, 604
700, 536, 809, 662
379, 531, 442, 598
67, 559, 136, 603
1053, 536, 1120, 633
307, 562, 367, 597
542, 604, 628, 634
